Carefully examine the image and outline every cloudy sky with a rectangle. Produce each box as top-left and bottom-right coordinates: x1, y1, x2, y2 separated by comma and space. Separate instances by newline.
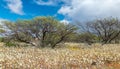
0, 0, 120, 22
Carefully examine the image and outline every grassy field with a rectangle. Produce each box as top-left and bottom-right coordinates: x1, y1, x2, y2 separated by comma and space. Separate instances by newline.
0, 42, 120, 69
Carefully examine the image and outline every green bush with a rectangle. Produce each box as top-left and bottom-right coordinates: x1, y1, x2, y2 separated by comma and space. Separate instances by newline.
0, 37, 4, 42
5, 42, 17, 47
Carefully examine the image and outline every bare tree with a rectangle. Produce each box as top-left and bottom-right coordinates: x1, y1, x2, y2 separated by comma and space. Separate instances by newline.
88, 17, 120, 44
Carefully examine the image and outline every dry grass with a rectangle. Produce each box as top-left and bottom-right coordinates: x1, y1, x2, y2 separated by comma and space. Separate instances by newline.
0, 42, 120, 69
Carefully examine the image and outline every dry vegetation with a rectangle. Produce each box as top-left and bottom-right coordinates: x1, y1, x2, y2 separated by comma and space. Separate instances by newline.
0, 42, 120, 69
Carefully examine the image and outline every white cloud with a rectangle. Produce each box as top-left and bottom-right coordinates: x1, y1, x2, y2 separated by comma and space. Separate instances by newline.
34, 0, 71, 6
5, 0, 24, 15
58, 0, 120, 22
60, 19, 70, 25
34, 0, 58, 6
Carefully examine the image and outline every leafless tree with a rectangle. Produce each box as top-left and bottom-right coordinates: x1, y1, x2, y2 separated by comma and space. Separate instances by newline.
88, 17, 120, 44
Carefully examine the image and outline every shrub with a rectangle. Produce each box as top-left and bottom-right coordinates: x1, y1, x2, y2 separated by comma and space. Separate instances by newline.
0, 37, 4, 42
5, 42, 17, 47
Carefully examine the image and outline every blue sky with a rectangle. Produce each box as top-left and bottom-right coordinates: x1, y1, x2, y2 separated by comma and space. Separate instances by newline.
1, 0, 120, 23
0, 0, 65, 21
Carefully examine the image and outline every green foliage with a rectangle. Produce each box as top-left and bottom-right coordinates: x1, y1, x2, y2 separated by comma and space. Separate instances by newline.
5, 42, 17, 47
2, 16, 77, 48
77, 32, 97, 45
3, 20, 33, 43
32, 16, 77, 48
0, 29, 6, 33
0, 37, 4, 42
0, 16, 120, 48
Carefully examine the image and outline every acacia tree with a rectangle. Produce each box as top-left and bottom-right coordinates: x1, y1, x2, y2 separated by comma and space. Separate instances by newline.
0, 22, 7, 42
31, 16, 77, 48
50, 24, 77, 48
88, 18, 120, 44
31, 17, 59, 47
0, 24, 6, 35
3, 16, 77, 48
77, 17, 120, 44
3, 20, 33, 43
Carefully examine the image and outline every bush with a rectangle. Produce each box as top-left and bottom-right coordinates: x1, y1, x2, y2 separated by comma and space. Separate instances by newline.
5, 42, 17, 47
77, 33, 98, 45
0, 37, 4, 42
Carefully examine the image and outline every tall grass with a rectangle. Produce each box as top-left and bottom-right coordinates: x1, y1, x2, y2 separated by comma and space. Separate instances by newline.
0, 43, 120, 69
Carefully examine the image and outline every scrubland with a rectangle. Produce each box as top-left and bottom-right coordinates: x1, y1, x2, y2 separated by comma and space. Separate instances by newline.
0, 42, 120, 69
